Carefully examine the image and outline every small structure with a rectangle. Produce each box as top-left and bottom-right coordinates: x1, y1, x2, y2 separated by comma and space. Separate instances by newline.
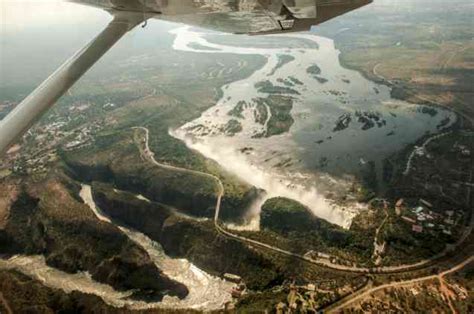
412, 225, 423, 233
317, 252, 331, 259
395, 198, 404, 216
306, 284, 316, 291
461, 148, 471, 156
224, 273, 242, 284
414, 206, 424, 214
444, 219, 454, 225
410, 287, 419, 296
420, 199, 433, 208
402, 216, 416, 224
417, 215, 427, 222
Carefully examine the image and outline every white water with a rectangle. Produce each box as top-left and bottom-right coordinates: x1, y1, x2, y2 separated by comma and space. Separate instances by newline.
169, 26, 360, 228
0, 186, 234, 311
172, 128, 355, 228
169, 26, 456, 229
79, 184, 235, 310
0, 255, 135, 307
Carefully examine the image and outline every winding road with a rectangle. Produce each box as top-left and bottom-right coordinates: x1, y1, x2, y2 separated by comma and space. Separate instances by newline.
135, 126, 473, 311
135, 127, 473, 272
327, 256, 474, 313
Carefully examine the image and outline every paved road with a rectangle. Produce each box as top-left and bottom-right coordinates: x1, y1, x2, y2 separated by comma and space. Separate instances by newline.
403, 131, 452, 176
137, 126, 473, 312
372, 205, 388, 265
136, 127, 474, 275
327, 256, 474, 313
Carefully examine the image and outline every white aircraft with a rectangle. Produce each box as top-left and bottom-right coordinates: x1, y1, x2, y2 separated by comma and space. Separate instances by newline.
0, 0, 372, 156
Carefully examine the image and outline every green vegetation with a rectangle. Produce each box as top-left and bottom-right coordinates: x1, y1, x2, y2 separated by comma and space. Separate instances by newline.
288, 76, 304, 85
382, 216, 448, 264
306, 64, 321, 76
261, 198, 349, 241
237, 290, 287, 312
228, 100, 246, 118
1, 178, 187, 300
0, 270, 113, 312
254, 100, 268, 125
255, 80, 300, 95
92, 183, 282, 290
222, 119, 243, 136
257, 197, 373, 262
63, 131, 220, 219
268, 54, 295, 76
251, 95, 295, 137
306, 65, 328, 84
265, 95, 295, 137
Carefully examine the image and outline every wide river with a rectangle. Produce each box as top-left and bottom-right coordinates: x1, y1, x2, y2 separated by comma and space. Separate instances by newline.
170, 26, 457, 229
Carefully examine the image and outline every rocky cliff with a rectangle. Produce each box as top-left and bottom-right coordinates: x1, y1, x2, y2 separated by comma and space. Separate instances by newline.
92, 183, 282, 290
0, 175, 188, 301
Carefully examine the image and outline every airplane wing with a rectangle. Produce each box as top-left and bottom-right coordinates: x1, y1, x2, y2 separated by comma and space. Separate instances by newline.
0, 0, 372, 156
74, 0, 372, 34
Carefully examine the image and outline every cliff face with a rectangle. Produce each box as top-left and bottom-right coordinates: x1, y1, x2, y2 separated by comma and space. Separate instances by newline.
219, 186, 262, 222
62, 132, 222, 220
0, 270, 114, 313
0, 176, 188, 301
92, 183, 282, 290
65, 157, 218, 219
92, 181, 174, 241
62, 131, 256, 222
260, 197, 351, 246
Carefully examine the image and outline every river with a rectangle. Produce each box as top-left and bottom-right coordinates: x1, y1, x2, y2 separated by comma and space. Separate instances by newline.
0, 185, 235, 311
170, 26, 456, 229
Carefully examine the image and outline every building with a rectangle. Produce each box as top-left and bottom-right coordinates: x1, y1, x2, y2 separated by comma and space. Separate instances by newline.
317, 252, 331, 259
402, 216, 416, 224
224, 273, 242, 284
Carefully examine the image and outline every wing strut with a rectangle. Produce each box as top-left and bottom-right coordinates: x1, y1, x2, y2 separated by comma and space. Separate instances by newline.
0, 11, 146, 156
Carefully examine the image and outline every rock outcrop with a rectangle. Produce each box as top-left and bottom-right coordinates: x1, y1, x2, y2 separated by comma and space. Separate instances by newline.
0, 176, 188, 301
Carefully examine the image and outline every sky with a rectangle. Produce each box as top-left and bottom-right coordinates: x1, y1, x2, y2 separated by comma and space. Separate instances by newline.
1, 0, 471, 92
1, 0, 113, 90
1, 0, 110, 33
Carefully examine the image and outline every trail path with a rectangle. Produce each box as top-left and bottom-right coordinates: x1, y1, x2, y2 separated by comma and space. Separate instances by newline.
136, 127, 473, 275
327, 256, 474, 313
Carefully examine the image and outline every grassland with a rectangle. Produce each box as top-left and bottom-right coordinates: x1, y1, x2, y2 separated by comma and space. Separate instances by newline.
316, 0, 473, 123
